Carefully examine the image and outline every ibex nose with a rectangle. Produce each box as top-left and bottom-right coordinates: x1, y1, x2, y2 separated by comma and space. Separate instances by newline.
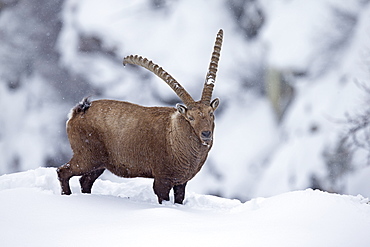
201, 131, 212, 139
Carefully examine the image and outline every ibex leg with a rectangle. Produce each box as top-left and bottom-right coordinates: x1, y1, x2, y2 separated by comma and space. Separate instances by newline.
80, 168, 105, 193
153, 178, 172, 204
173, 182, 187, 204
57, 163, 74, 195
57, 156, 101, 195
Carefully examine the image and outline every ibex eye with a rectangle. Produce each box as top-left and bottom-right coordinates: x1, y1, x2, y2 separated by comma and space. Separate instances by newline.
209, 112, 214, 117
188, 116, 195, 121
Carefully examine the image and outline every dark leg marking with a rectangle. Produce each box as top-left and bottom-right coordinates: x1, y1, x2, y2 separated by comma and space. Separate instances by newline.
153, 179, 172, 204
57, 164, 74, 195
173, 182, 187, 204
80, 168, 105, 194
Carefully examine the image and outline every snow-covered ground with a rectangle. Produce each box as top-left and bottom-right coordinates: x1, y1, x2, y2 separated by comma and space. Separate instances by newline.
1, 168, 370, 247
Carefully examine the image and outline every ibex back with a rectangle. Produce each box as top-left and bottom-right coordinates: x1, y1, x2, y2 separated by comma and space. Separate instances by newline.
57, 29, 223, 204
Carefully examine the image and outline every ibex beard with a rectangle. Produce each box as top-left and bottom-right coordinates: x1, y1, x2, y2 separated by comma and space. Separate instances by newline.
57, 29, 223, 204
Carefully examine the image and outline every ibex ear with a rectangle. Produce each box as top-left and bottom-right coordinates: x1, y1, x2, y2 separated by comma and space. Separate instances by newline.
176, 104, 187, 115
210, 98, 220, 111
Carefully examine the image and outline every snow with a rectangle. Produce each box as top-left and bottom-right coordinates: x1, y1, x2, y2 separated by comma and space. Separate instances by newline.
0, 168, 369, 247
206, 78, 215, 85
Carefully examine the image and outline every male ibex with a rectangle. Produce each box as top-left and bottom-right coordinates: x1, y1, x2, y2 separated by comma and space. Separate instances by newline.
57, 29, 223, 204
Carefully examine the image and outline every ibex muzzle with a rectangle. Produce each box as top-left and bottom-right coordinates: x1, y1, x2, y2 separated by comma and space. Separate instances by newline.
57, 29, 224, 204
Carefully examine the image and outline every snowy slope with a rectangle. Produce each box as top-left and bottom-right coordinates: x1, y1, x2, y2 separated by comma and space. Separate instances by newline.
1, 168, 370, 247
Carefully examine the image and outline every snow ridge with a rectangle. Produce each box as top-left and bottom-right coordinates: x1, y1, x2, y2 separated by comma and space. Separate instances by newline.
1, 168, 370, 247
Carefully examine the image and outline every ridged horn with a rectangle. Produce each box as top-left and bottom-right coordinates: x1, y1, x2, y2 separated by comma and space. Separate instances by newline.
201, 29, 223, 105
123, 55, 195, 106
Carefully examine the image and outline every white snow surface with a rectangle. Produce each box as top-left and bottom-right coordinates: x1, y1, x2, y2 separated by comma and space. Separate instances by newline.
1, 168, 370, 247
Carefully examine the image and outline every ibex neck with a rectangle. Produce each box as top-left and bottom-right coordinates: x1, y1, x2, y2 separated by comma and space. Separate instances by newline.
168, 112, 211, 182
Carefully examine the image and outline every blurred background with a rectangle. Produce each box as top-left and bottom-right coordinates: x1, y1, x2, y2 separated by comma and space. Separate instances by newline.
1, 0, 370, 201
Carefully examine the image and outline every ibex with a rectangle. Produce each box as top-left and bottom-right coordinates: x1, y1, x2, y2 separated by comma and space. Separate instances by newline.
57, 29, 223, 204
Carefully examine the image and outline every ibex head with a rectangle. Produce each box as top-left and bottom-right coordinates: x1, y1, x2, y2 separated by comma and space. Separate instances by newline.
123, 29, 223, 146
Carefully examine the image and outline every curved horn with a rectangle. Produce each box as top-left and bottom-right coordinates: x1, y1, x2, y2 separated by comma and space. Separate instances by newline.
201, 29, 223, 105
123, 55, 195, 106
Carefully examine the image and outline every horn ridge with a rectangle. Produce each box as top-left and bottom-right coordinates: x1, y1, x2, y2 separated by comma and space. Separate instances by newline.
201, 29, 223, 104
123, 55, 195, 106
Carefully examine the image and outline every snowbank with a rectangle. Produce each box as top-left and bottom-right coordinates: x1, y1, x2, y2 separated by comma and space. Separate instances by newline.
1, 168, 369, 247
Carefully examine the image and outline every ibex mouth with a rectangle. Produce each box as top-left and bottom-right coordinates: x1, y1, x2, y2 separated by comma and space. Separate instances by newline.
201, 131, 212, 146
201, 138, 212, 147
